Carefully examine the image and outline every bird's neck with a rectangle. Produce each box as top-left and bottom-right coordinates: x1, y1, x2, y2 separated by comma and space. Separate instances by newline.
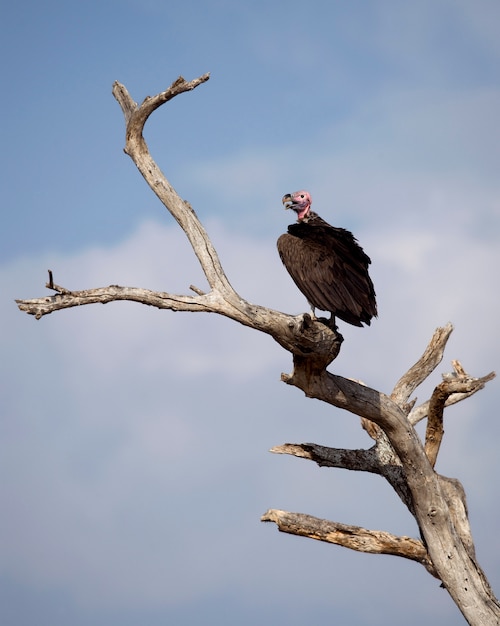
298, 210, 318, 223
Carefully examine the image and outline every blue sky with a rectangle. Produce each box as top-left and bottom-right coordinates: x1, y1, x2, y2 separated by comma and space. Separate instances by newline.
1, 1, 500, 624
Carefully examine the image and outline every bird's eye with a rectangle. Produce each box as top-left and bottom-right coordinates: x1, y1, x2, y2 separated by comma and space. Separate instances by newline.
300, 194, 304, 198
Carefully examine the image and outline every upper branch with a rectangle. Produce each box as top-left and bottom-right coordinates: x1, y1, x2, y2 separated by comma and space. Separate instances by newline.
17, 75, 345, 370
112, 74, 232, 295
391, 323, 454, 410
113, 74, 210, 128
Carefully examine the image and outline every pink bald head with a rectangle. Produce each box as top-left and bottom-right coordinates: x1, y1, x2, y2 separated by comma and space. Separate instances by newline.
282, 190, 312, 221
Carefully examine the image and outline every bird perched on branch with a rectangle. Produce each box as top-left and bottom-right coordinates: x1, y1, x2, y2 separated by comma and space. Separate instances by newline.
277, 190, 377, 328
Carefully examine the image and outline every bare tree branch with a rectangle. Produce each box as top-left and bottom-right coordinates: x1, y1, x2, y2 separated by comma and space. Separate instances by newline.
261, 509, 436, 575
112, 74, 234, 295
425, 364, 495, 467
270, 442, 379, 472
409, 392, 479, 425
409, 361, 495, 427
391, 323, 454, 410
113, 74, 210, 129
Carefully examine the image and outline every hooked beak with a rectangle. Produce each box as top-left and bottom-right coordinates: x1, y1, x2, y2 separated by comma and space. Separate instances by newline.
282, 193, 294, 209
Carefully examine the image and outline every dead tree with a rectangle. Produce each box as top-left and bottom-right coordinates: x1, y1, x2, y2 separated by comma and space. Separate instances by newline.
16, 74, 499, 625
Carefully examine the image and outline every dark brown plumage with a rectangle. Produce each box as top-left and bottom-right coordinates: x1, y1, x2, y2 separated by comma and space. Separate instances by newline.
277, 190, 377, 327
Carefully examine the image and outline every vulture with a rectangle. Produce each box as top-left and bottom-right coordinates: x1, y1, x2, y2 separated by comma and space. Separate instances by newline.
277, 190, 377, 328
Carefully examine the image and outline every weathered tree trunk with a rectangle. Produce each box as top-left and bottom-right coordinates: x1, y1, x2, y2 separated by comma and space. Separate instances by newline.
16, 75, 499, 625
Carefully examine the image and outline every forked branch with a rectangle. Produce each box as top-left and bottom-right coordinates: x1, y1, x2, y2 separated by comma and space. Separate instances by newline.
425, 363, 495, 467
112, 74, 231, 293
16, 74, 343, 370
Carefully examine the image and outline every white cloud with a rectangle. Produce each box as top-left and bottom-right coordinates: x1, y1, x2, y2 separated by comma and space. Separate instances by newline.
2, 203, 499, 616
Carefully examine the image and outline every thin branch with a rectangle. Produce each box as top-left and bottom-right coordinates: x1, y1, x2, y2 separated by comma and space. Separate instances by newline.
46, 269, 71, 295
113, 74, 210, 128
17, 285, 223, 319
409, 361, 495, 427
409, 393, 479, 425
425, 365, 495, 467
391, 323, 454, 410
15, 280, 291, 330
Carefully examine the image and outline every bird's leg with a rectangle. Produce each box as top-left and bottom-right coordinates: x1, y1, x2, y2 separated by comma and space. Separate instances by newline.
328, 314, 339, 332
